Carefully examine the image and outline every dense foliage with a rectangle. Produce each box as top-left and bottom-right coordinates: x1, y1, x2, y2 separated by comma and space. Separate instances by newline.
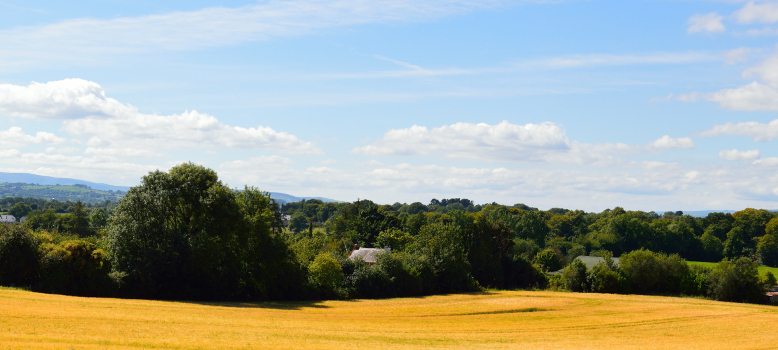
0, 163, 775, 305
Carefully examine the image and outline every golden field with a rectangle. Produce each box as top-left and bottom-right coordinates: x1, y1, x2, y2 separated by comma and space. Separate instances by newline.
2, 287, 778, 350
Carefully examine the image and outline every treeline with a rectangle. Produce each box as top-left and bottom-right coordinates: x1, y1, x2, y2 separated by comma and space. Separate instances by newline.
0, 163, 776, 304
555, 250, 770, 303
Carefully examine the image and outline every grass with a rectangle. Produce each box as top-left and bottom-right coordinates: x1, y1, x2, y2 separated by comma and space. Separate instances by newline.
3, 288, 778, 349
688, 260, 778, 278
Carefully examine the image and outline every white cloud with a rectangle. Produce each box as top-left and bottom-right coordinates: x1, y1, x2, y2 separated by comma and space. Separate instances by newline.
0, 0, 507, 69
709, 82, 778, 111
0, 79, 132, 119
688, 13, 726, 33
724, 48, 752, 64
0, 79, 318, 154
744, 53, 778, 85
754, 157, 778, 166
719, 148, 761, 160
354, 121, 570, 161
734, 1, 778, 24
704, 118, 778, 140
651, 135, 694, 150
0, 127, 63, 147
522, 52, 720, 70
685, 47, 778, 111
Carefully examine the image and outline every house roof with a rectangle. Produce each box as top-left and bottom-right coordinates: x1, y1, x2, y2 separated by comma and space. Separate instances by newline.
348, 248, 388, 263
550, 255, 620, 275
574, 256, 620, 270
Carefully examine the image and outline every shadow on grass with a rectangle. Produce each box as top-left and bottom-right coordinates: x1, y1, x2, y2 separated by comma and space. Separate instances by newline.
178, 299, 331, 310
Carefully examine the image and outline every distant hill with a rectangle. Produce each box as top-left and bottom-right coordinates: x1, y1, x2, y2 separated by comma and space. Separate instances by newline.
682, 210, 736, 218
0, 172, 129, 192
0, 183, 124, 203
0, 172, 334, 205
268, 192, 337, 205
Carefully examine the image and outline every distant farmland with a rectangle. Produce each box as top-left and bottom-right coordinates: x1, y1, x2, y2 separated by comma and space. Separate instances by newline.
2, 288, 778, 349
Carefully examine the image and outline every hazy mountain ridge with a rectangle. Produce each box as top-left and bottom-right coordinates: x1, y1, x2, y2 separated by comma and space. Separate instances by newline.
0, 172, 335, 204
0, 172, 129, 192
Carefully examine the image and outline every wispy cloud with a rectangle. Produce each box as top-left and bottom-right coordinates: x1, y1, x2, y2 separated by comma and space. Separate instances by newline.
0, 0, 509, 69
703, 118, 778, 141
310, 51, 725, 80
688, 12, 726, 33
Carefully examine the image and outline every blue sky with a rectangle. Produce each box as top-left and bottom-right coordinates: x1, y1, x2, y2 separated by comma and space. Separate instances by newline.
1, 0, 778, 211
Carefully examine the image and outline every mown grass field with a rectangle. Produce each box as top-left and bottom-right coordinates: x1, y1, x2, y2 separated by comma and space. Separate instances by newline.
2, 287, 778, 349
688, 260, 778, 278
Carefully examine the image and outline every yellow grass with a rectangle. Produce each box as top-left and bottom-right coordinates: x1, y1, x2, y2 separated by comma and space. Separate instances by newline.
2, 287, 778, 349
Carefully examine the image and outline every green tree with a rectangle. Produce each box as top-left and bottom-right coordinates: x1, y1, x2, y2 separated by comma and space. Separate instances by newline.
514, 210, 548, 246
700, 232, 724, 262
708, 257, 763, 303
8, 202, 32, 219
559, 259, 588, 292
108, 163, 257, 299
723, 226, 750, 259
409, 223, 474, 293
757, 234, 778, 267
533, 248, 562, 272
308, 252, 344, 297
375, 228, 414, 251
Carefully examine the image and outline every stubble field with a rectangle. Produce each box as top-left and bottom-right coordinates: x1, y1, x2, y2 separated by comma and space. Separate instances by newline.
2, 287, 777, 349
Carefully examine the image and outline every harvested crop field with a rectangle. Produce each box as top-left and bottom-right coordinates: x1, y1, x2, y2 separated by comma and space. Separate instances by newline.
2, 287, 777, 349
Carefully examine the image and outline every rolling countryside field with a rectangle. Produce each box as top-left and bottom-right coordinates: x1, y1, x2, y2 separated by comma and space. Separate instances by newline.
2, 287, 778, 350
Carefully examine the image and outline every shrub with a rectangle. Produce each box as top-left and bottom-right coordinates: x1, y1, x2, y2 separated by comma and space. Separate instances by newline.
587, 259, 623, 293
307, 252, 344, 298
344, 260, 391, 298
559, 259, 588, 292
0, 224, 39, 287
619, 249, 689, 295
36, 240, 114, 296
533, 248, 563, 272
708, 257, 764, 303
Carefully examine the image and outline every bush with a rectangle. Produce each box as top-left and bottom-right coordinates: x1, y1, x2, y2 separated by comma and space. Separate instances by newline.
559, 259, 588, 292
533, 248, 563, 272
0, 224, 39, 287
684, 265, 711, 296
36, 240, 114, 296
708, 257, 764, 303
587, 259, 623, 293
344, 260, 391, 298
307, 252, 344, 298
619, 249, 689, 295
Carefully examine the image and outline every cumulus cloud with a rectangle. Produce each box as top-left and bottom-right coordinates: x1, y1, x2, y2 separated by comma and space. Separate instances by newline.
0, 127, 63, 147
719, 149, 761, 160
704, 119, 778, 141
754, 157, 778, 166
354, 121, 571, 161
734, 1, 778, 24
688, 13, 726, 33
709, 82, 778, 111
650, 135, 694, 150
696, 50, 778, 111
0, 79, 317, 154
0, 79, 132, 119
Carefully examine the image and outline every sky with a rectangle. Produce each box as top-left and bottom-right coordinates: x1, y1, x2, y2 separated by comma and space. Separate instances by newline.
1, 0, 778, 211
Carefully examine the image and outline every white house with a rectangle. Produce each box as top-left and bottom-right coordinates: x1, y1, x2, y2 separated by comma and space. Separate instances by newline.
0, 215, 16, 223
348, 247, 389, 264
